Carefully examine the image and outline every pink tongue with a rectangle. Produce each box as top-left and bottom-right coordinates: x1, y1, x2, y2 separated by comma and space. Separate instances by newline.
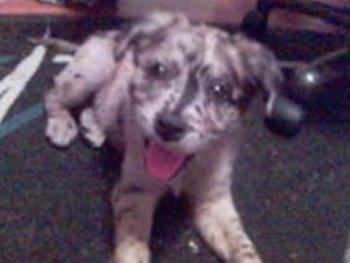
145, 142, 186, 181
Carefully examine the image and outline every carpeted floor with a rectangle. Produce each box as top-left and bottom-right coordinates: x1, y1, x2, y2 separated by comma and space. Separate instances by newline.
0, 16, 350, 263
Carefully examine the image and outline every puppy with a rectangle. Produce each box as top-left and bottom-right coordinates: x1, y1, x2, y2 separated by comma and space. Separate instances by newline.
45, 12, 283, 263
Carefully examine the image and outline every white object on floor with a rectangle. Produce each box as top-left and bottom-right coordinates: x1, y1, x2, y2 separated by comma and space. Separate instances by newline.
0, 45, 47, 123
188, 239, 200, 254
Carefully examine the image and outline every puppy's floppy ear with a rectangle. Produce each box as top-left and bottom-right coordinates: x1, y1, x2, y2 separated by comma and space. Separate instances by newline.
114, 11, 190, 60
232, 34, 304, 136
232, 33, 283, 110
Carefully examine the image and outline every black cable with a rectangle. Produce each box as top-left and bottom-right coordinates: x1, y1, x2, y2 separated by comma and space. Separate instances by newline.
257, 0, 350, 30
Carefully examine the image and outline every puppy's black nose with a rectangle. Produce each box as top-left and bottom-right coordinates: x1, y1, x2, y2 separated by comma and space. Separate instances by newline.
155, 112, 187, 141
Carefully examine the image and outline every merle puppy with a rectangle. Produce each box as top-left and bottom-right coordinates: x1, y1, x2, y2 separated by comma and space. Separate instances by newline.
45, 12, 283, 263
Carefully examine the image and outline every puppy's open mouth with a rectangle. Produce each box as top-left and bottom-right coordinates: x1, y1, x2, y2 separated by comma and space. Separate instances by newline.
144, 140, 190, 181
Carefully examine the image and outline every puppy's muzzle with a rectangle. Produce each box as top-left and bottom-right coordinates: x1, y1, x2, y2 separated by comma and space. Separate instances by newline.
155, 112, 187, 141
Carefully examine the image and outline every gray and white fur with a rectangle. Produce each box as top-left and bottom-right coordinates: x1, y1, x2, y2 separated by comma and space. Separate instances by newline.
44, 12, 283, 263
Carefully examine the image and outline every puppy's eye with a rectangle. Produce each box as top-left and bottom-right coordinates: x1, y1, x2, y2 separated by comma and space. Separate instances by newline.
210, 82, 233, 104
147, 62, 169, 79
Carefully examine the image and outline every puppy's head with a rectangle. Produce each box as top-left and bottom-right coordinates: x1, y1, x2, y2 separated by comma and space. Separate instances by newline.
120, 13, 282, 154
112, 12, 282, 179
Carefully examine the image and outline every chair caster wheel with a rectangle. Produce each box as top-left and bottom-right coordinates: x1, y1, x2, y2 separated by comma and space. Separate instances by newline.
265, 96, 304, 138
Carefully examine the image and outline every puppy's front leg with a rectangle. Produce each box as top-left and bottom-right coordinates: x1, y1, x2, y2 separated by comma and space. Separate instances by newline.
185, 158, 262, 263
45, 67, 100, 147
111, 183, 165, 263
45, 33, 117, 147
45, 83, 79, 147
194, 190, 262, 263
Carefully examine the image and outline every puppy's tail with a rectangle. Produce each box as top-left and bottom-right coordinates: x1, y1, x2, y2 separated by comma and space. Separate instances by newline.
28, 37, 79, 54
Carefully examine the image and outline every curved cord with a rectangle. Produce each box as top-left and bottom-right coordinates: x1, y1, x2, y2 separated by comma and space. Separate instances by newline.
256, 0, 350, 31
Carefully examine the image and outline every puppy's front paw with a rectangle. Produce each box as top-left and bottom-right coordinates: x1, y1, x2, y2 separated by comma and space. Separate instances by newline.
226, 252, 262, 263
80, 108, 106, 148
112, 240, 150, 263
194, 197, 263, 263
46, 115, 78, 147
228, 257, 262, 263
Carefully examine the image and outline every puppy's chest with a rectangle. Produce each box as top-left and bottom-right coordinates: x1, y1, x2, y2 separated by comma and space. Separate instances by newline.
165, 169, 186, 196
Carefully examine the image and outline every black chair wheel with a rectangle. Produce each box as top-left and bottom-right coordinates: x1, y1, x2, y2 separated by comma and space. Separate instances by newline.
265, 96, 304, 138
